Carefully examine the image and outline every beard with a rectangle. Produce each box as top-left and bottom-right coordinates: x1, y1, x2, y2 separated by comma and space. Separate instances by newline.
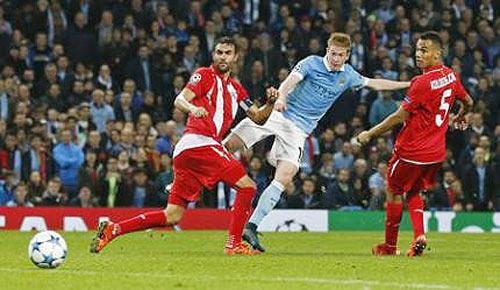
216, 62, 230, 73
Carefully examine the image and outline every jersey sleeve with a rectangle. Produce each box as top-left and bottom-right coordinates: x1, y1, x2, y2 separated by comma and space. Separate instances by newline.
185, 68, 210, 98
291, 56, 313, 80
235, 83, 252, 112
453, 72, 468, 102
348, 66, 369, 90
401, 76, 426, 113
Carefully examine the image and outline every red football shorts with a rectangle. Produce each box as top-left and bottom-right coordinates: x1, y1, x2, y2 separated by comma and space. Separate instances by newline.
168, 144, 246, 208
386, 154, 441, 196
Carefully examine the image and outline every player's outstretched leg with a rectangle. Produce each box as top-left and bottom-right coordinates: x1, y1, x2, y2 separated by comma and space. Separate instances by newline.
90, 209, 171, 253
373, 199, 403, 256
243, 180, 285, 252
406, 193, 427, 256
225, 186, 261, 255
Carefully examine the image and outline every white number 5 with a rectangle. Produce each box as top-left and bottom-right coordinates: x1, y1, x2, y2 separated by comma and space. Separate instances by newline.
435, 89, 452, 127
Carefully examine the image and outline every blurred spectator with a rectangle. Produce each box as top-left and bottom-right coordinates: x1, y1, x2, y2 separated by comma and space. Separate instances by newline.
368, 161, 387, 210
324, 168, 359, 210
286, 177, 322, 209
77, 150, 102, 197
53, 128, 84, 196
0, 132, 23, 179
248, 155, 269, 205
334, 142, 354, 171
90, 89, 115, 133
99, 157, 127, 207
128, 168, 158, 208
154, 153, 173, 202
41, 177, 67, 206
69, 185, 97, 208
429, 170, 464, 211
28, 171, 45, 205
300, 135, 320, 175
0, 170, 17, 205
6, 181, 34, 207
368, 91, 397, 126
463, 147, 498, 211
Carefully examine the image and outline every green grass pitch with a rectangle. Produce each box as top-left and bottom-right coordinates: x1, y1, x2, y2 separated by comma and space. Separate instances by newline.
1, 231, 499, 290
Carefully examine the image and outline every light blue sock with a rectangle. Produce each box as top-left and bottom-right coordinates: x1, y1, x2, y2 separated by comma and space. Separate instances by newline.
248, 180, 285, 227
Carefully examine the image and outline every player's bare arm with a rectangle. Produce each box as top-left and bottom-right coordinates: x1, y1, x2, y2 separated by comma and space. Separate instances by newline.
365, 78, 411, 91
173, 88, 208, 118
275, 72, 302, 112
245, 87, 279, 125
356, 106, 410, 145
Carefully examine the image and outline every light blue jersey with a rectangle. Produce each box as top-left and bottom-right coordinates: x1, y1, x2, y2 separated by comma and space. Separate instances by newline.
283, 55, 368, 134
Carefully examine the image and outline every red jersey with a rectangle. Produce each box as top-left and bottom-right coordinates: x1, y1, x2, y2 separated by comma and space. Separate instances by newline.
183, 65, 249, 142
395, 64, 468, 163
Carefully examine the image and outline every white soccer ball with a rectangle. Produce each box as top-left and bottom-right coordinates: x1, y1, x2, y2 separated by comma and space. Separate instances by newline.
28, 231, 68, 269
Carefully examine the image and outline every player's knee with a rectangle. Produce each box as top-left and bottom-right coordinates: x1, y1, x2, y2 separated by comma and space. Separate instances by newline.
223, 135, 243, 153
238, 176, 256, 190
165, 207, 183, 224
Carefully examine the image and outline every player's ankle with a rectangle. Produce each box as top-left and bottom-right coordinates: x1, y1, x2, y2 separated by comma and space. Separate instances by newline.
246, 222, 258, 231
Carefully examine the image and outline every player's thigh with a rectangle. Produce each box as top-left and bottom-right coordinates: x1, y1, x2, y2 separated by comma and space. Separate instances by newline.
421, 163, 442, 191
228, 117, 274, 149
268, 129, 307, 169
170, 152, 204, 208
387, 156, 422, 195
406, 163, 441, 196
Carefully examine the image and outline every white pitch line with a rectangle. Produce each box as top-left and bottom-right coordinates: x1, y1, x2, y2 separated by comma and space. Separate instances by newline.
1, 267, 498, 290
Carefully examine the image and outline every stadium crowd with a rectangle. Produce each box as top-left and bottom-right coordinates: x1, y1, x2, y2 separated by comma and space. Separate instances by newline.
0, 0, 498, 212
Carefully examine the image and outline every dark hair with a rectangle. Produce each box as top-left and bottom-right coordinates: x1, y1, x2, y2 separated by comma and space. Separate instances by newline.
419, 31, 442, 49
215, 36, 238, 53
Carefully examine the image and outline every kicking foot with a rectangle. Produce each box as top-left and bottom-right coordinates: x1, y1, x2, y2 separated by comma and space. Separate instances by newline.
90, 221, 116, 253
372, 242, 400, 256
406, 235, 427, 257
242, 223, 265, 253
224, 243, 262, 256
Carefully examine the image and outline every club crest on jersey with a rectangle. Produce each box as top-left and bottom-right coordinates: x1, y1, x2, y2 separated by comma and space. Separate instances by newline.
189, 73, 202, 84
339, 77, 346, 86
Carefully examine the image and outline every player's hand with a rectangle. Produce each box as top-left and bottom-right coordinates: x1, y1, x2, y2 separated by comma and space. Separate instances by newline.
274, 98, 286, 112
450, 113, 469, 131
190, 106, 208, 118
356, 131, 371, 145
265, 87, 279, 104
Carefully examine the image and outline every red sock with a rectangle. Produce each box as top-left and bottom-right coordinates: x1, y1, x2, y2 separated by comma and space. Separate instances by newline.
227, 187, 255, 246
407, 193, 425, 239
115, 210, 167, 237
385, 201, 403, 247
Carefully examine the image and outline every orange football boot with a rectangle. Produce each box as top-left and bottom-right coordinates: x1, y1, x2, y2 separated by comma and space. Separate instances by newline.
90, 221, 116, 253
406, 235, 427, 257
224, 243, 262, 256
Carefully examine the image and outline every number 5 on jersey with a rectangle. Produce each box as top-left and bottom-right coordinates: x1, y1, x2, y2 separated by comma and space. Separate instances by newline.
435, 88, 452, 127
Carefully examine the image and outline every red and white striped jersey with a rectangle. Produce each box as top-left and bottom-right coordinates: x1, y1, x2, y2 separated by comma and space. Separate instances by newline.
180, 65, 248, 144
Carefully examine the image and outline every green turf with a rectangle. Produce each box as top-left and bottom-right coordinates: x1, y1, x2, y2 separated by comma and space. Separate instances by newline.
1, 230, 499, 290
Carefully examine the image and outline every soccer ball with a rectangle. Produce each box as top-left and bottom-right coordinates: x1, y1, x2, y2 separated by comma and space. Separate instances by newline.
28, 231, 68, 269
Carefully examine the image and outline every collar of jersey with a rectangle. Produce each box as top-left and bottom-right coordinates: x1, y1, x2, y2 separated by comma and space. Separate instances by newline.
323, 57, 345, 72
423, 64, 444, 74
